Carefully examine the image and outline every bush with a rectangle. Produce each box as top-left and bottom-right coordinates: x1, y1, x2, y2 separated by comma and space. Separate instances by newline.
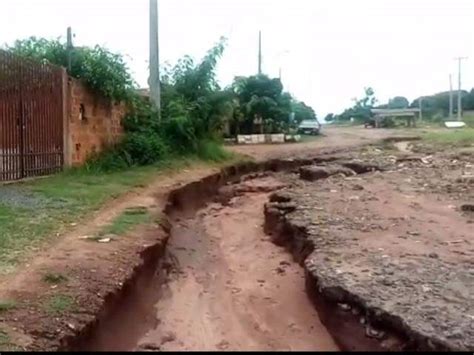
121, 132, 169, 165
197, 139, 232, 162
8, 37, 135, 102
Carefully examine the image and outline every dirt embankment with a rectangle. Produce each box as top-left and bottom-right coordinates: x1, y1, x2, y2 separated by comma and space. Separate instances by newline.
2, 129, 471, 352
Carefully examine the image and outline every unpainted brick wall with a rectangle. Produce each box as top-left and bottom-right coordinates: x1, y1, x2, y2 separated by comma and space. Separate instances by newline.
67, 78, 124, 166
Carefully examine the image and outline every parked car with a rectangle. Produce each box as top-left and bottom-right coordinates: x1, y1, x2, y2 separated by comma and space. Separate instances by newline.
364, 118, 376, 128
297, 120, 321, 135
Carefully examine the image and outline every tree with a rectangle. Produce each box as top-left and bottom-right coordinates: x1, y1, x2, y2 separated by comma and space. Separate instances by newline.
324, 113, 335, 122
292, 101, 317, 124
337, 87, 377, 122
159, 37, 230, 143
231, 74, 293, 134
388, 96, 409, 109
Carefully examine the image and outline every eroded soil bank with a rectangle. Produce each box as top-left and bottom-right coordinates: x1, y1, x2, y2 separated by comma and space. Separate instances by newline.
72, 140, 473, 352
3, 134, 472, 352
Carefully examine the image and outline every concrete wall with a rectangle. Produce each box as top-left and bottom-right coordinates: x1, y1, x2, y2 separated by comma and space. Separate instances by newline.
65, 78, 125, 167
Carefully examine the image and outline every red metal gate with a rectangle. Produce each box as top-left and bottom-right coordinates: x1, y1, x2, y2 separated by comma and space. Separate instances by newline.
0, 50, 64, 181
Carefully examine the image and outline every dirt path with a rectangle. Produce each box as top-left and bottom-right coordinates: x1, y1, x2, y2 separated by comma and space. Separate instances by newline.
229, 126, 414, 160
134, 177, 338, 351
0, 127, 413, 351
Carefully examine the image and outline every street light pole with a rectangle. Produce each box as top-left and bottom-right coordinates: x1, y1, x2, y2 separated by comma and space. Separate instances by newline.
149, 0, 161, 116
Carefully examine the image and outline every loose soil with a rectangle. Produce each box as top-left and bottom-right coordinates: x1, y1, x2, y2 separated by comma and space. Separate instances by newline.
132, 177, 338, 351
1, 127, 471, 352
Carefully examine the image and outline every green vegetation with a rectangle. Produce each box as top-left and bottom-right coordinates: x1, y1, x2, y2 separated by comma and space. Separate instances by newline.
8, 37, 134, 101
422, 129, 474, 147
0, 33, 314, 276
326, 87, 377, 124
0, 330, 11, 348
42, 273, 68, 285
0, 157, 213, 273
0, 300, 16, 313
463, 113, 474, 128
99, 207, 151, 236
0, 330, 19, 352
230, 74, 316, 135
328, 86, 474, 126
44, 294, 76, 315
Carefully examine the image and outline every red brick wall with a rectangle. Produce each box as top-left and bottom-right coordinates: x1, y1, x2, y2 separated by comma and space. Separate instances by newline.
66, 78, 124, 166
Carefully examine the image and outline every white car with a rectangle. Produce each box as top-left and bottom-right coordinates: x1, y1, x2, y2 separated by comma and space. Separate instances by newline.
297, 120, 321, 135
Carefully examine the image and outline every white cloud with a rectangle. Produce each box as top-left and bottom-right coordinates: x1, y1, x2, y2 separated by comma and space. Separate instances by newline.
1, 0, 473, 117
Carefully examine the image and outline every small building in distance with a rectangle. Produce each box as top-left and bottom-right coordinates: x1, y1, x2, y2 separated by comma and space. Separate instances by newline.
371, 108, 421, 128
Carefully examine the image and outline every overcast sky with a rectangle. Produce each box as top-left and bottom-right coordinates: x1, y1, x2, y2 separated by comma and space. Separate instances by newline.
1, 0, 473, 117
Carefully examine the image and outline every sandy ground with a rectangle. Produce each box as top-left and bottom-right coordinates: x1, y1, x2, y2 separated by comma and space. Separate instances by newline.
136, 177, 338, 351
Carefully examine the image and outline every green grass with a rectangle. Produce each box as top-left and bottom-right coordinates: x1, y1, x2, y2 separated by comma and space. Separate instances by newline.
463, 114, 474, 128
0, 330, 11, 348
0, 328, 21, 351
422, 128, 474, 147
99, 207, 151, 236
42, 273, 68, 285
0, 300, 16, 313
197, 139, 233, 162
0, 151, 243, 274
43, 294, 75, 315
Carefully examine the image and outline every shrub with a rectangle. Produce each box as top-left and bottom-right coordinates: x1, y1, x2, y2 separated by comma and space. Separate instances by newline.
8, 37, 135, 102
121, 132, 169, 165
197, 139, 232, 162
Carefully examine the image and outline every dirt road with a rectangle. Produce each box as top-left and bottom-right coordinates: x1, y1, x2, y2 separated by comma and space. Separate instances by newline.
0, 127, 420, 351
134, 177, 338, 351
229, 126, 412, 160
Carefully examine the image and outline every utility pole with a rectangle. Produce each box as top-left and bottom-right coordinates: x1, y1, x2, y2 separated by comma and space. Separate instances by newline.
418, 96, 423, 125
258, 31, 262, 75
149, 0, 161, 116
455, 56, 468, 121
66, 27, 73, 74
449, 74, 454, 120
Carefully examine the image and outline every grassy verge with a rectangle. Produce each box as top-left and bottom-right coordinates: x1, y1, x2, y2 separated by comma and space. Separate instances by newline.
43, 294, 76, 315
0, 147, 244, 274
98, 207, 151, 237
422, 128, 474, 147
463, 114, 474, 128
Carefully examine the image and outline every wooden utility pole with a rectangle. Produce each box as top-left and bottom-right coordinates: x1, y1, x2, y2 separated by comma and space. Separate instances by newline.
149, 0, 161, 115
258, 31, 262, 75
455, 57, 468, 121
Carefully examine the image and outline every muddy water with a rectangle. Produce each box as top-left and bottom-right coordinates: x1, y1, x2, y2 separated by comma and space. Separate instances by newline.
134, 177, 338, 351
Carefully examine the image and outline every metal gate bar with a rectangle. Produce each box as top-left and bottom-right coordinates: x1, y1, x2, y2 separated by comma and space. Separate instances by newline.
0, 50, 64, 182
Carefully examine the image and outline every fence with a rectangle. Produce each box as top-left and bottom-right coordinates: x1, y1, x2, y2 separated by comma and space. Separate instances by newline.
0, 50, 64, 181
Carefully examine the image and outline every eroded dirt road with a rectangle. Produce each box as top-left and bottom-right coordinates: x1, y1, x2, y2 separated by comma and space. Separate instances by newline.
136, 177, 339, 351
0, 127, 426, 351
